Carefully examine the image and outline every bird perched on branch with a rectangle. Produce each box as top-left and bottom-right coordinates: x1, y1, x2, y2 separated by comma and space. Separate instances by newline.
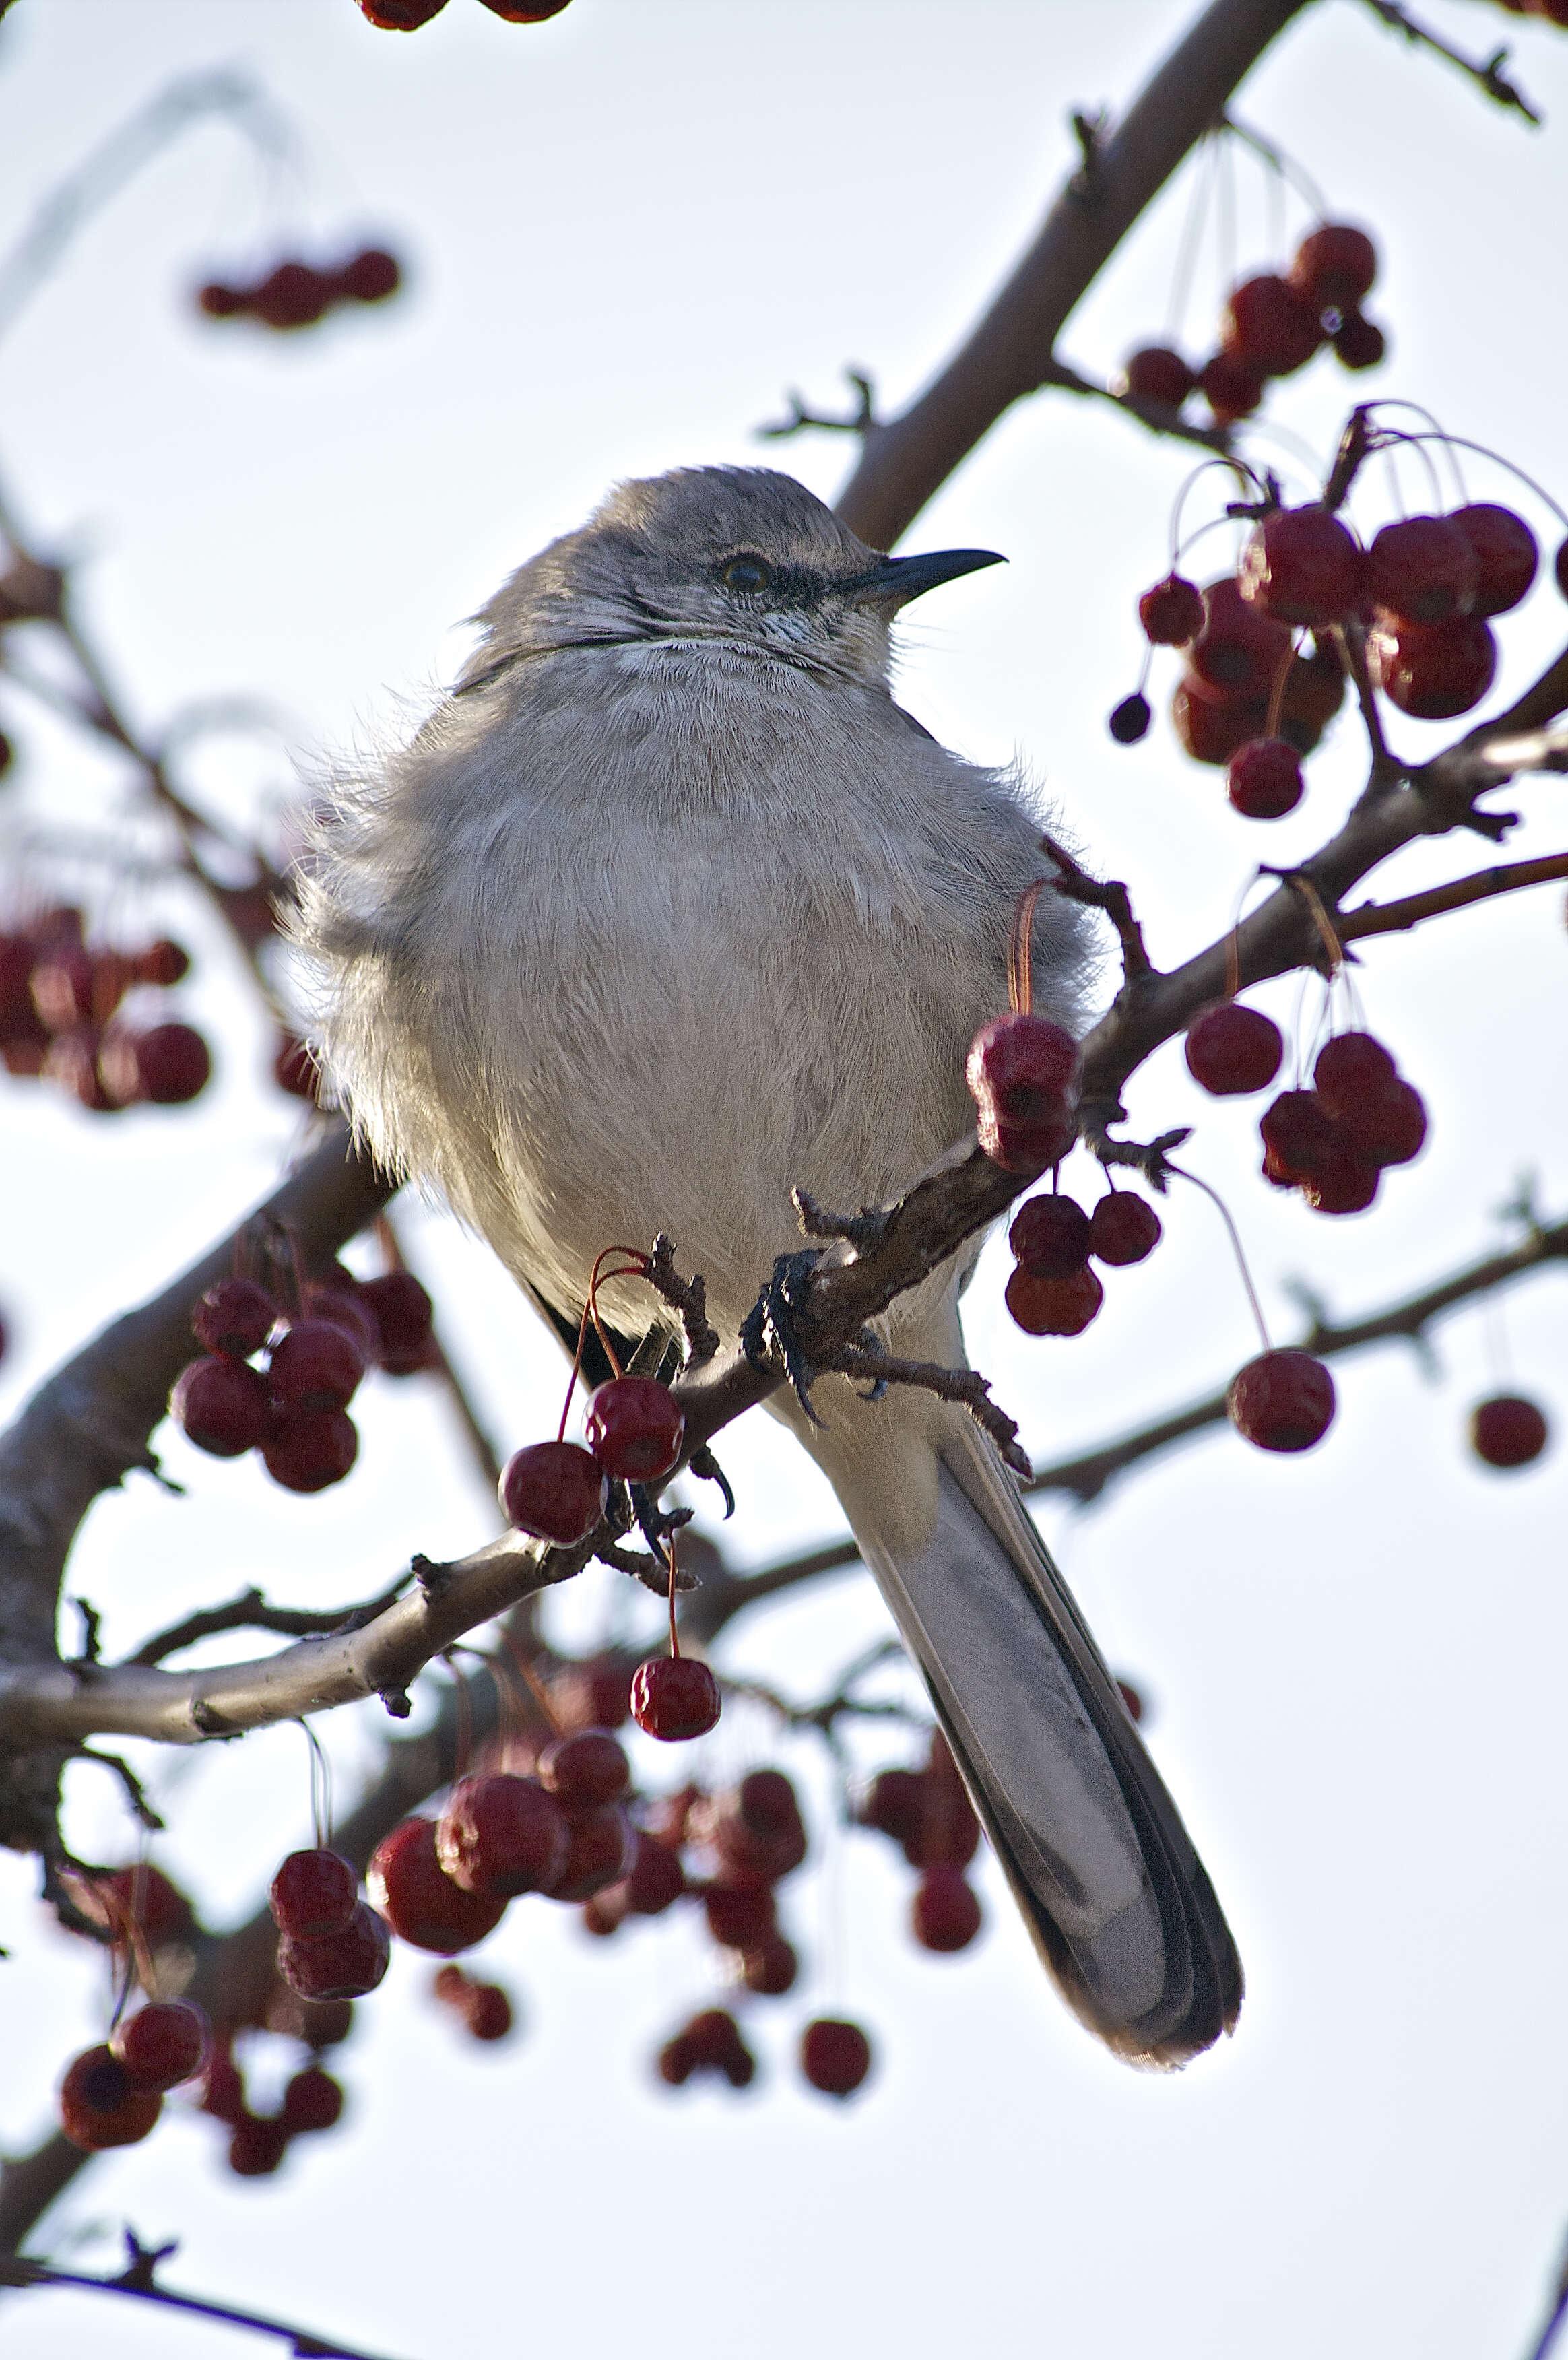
294, 465, 1241, 2067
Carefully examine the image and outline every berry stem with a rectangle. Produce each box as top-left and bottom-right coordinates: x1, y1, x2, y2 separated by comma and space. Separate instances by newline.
298, 1715, 334, 1850
1007, 880, 1047, 1016
1169, 1163, 1272, 1353
667, 1532, 681, 1661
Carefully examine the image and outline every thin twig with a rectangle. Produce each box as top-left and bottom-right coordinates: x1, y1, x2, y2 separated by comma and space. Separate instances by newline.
1360, 0, 1542, 127
758, 371, 877, 440
1037, 356, 1232, 455
127, 1578, 411, 1668
1039, 832, 1156, 983
831, 1342, 1031, 1478
1342, 851, 1568, 942
0, 2248, 404, 2360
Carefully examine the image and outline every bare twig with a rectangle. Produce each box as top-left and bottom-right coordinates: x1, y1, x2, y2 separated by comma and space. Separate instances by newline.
0, 2246, 403, 2360
1039, 832, 1156, 983
1037, 354, 1233, 453
758, 370, 876, 440
1360, 0, 1542, 126
1342, 850, 1568, 942
127, 1579, 411, 1668
831, 1342, 1031, 1478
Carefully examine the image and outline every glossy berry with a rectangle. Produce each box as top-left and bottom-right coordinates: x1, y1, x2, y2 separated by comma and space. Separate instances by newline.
1138, 573, 1204, 645
1185, 1002, 1284, 1096
360, 1270, 434, 1372
1121, 347, 1195, 407
281, 2066, 344, 2133
1228, 738, 1304, 820
1222, 274, 1323, 376
262, 1408, 359, 1493
1367, 516, 1478, 626
192, 1276, 277, 1361
799, 2018, 872, 2099
59, 2046, 161, 2151
1189, 578, 1294, 700
270, 1847, 358, 1940
277, 1899, 391, 2000
341, 248, 400, 302
1331, 311, 1385, 370
131, 1022, 211, 1104
583, 1376, 685, 1481
268, 1319, 366, 1415
1470, 1394, 1549, 1470
537, 1728, 630, 1812
171, 1356, 272, 1456
1198, 350, 1266, 423
1367, 614, 1497, 719
438, 1773, 570, 1897
1227, 1350, 1336, 1452
358, 0, 450, 22
1008, 1193, 1090, 1277
1290, 223, 1377, 313
368, 1818, 506, 1953
1239, 508, 1365, 626
1450, 504, 1538, 617
542, 1805, 634, 1901
912, 1866, 984, 1953
110, 2000, 210, 2091
966, 1012, 1080, 1175
1004, 1262, 1103, 1336
498, 1439, 607, 1544
1086, 1191, 1163, 1266
1108, 691, 1152, 744
631, 1654, 722, 1741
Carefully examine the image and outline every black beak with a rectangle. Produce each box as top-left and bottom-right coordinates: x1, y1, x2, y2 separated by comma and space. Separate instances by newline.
835, 547, 1006, 607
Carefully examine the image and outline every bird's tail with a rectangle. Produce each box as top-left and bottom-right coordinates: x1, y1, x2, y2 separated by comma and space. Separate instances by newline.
789, 1304, 1243, 2069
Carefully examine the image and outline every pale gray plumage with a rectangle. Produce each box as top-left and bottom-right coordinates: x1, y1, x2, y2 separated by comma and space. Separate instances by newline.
293, 465, 1242, 2067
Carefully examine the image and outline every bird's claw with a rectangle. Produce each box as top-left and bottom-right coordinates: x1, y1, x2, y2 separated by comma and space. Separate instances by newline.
740, 1249, 826, 1424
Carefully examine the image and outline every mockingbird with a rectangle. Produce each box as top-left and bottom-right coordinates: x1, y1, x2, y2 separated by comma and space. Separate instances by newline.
294, 465, 1242, 2067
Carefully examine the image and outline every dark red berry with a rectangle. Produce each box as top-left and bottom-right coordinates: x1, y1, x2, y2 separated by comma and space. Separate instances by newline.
308, 1282, 383, 1370
1239, 508, 1365, 626
1227, 737, 1304, 820
110, 2000, 210, 2091
1189, 579, 1294, 700
1171, 675, 1270, 767
341, 247, 400, 302
537, 1728, 630, 1813
1367, 613, 1497, 719
1342, 1078, 1427, 1167
1004, 1263, 1103, 1336
1222, 274, 1324, 376
631, 1655, 722, 1742
268, 1319, 366, 1415
278, 1900, 391, 2000
250, 261, 335, 331
192, 1276, 277, 1360
1117, 1678, 1145, 1724
1185, 1002, 1284, 1096
129, 1022, 211, 1104
171, 1356, 273, 1456
359, 1270, 434, 1371
1259, 1090, 1338, 1183
358, 0, 450, 22
799, 2018, 872, 2099
1290, 223, 1377, 313
475, 0, 574, 18
86, 1864, 193, 1947
1299, 1158, 1380, 1216
274, 1032, 321, 1101
1331, 311, 1385, 370
281, 2066, 344, 2133
856, 1767, 926, 1849
228, 2118, 290, 2177
59, 2046, 161, 2150
1120, 347, 1195, 407
498, 1439, 607, 1544
1367, 516, 1479, 626
199, 282, 244, 317
368, 1819, 506, 1953
1312, 1031, 1397, 1109
966, 1012, 1080, 1174
542, 1804, 634, 1901
271, 1848, 358, 1940
1086, 1191, 1163, 1265
741, 1934, 799, 1996
704, 1769, 808, 1884
1470, 1394, 1549, 1470
201, 2046, 247, 2125
1108, 691, 1152, 744
464, 1984, 514, 2040
1449, 504, 1538, 617
1008, 1194, 1090, 1278
550, 1653, 632, 1732
1556, 538, 1568, 599
1199, 350, 1266, 423
703, 1883, 777, 1949
262, 1408, 359, 1493
912, 1866, 983, 1953
1138, 573, 1204, 646
583, 1375, 685, 1482
1227, 1350, 1336, 1451
622, 1832, 685, 1915
137, 938, 191, 987
437, 1773, 569, 1897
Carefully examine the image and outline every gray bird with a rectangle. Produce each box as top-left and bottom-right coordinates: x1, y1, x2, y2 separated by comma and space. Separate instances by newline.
294, 465, 1241, 2068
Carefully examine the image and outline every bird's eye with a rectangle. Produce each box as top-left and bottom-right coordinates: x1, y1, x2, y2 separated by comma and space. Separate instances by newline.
719, 553, 773, 595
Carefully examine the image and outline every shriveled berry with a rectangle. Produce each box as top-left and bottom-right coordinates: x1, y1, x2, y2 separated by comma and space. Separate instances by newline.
263, 1408, 359, 1493
171, 1356, 272, 1456
584, 1375, 685, 1481
1239, 508, 1365, 626
1367, 613, 1497, 719
1004, 1263, 1103, 1336
359, 1270, 434, 1371
1227, 1349, 1336, 1451
1198, 350, 1266, 423
268, 1319, 366, 1415
277, 1900, 391, 1999
1108, 692, 1152, 744
631, 1655, 722, 1741
59, 2046, 161, 2150
271, 1848, 358, 1940
1222, 273, 1323, 376
1259, 1090, 1338, 1183
1449, 504, 1538, 618
1008, 1194, 1090, 1277
1087, 1191, 1163, 1265
799, 2017, 872, 2099
1185, 1002, 1284, 1096
437, 1773, 569, 1897
1290, 223, 1377, 313
1227, 738, 1304, 820
1331, 310, 1385, 370
499, 1439, 607, 1544
1470, 1394, 1549, 1470
280, 2066, 344, 2133
912, 1866, 983, 1953
542, 1804, 634, 1901
1120, 347, 1195, 407
368, 1818, 507, 1953
1189, 579, 1293, 700
1367, 516, 1479, 625
1138, 573, 1204, 645
192, 1276, 277, 1360
537, 1728, 630, 1813
110, 2000, 210, 2091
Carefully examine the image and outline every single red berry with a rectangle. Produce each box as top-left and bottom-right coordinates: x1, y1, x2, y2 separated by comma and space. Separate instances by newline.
657, 2033, 698, 2086
278, 1900, 391, 2000
1138, 573, 1204, 646
368, 1819, 507, 1953
270, 1848, 358, 1939
902, 1758, 980, 1872
463, 1983, 513, 2041
1222, 273, 1324, 376
129, 1022, 211, 1104
631, 1655, 722, 1742
280, 2066, 344, 2133
622, 1832, 686, 1915
1227, 1350, 1336, 1451
1312, 1031, 1398, 1111
262, 1408, 359, 1493
704, 1883, 777, 1949
1239, 508, 1366, 626
542, 1804, 634, 1901
228, 2117, 290, 2177
1189, 578, 1295, 700
856, 1767, 927, 1849
193, 1276, 278, 1360
59, 2046, 162, 2150
1120, 347, 1196, 407
966, 1012, 1080, 1175
1171, 676, 1270, 767
250, 261, 335, 331
742, 1934, 799, 1996
1117, 1678, 1146, 1724
1290, 223, 1377, 313
1449, 504, 1538, 617
1299, 1158, 1380, 1216
110, 2000, 210, 2091
550, 1653, 632, 1731
274, 1032, 321, 1101
1008, 1193, 1091, 1278
171, 1356, 273, 1456
268, 1318, 366, 1415
1555, 537, 1568, 599
308, 1282, 383, 1369
799, 2018, 873, 2099
341, 247, 401, 302
1086, 1191, 1163, 1265
1342, 1078, 1427, 1168
1185, 1002, 1284, 1096
1107, 691, 1152, 744
1198, 350, 1266, 423
537, 1728, 630, 1812
1470, 1394, 1550, 1470
1227, 737, 1304, 820
1004, 1263, 1104, 1337
359, 1270, 434, 1371
358, 0, 449, 21
498, 1439, 608, 1544
1367, 613, 1497, 719
199, 282, 245, 317
1366, 516, 1479, 626
1258, 1090, 1338, 1183
475, 0, 573, 17
583, 1375, 685, 1482
912, 1866, 984, 1953
437, 1773, 570, 1897
137, 937, 191, 987
1331, 310, 1385, 370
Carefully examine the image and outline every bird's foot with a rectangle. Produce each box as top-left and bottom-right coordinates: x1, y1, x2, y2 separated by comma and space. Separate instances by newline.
740, 1249, 826, 1424
688, 1442, 736, 1519
627, 1482, 695, 1564
792, 1187, 891, 1256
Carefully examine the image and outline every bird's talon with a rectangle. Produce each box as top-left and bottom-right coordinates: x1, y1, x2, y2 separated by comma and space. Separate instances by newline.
741, 1249, 827, 1423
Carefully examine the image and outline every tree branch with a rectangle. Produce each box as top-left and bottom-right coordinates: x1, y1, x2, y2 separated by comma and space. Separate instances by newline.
1342, 851, 1568, 943
0, 2246, 403, 2360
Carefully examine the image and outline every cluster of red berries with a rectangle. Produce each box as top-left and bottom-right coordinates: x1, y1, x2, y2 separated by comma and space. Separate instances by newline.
1470, 1394, 1551, 1469
169, 1260, 434, 1493
197, 249, 401, 334
1260, 1031, 1427, 1216
855, 1731, 986, 1954
199, 2041, 346, 2178
358, 0, 570, 28
1004, 1185, 1163, 1338
1, 907, 209, 1105
59, 1999, 214, 2153
1119, 223, 1387, 430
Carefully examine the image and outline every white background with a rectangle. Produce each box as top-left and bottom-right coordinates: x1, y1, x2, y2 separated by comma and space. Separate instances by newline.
1, 2, 1567, 2355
